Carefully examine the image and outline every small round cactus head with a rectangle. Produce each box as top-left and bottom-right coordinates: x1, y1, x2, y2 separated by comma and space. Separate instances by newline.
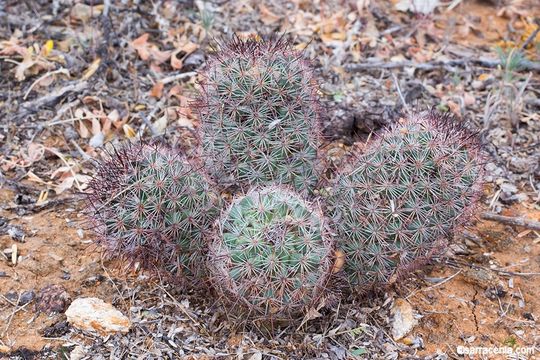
329, 110, 484, 291
194, 35, 321, 194
85, 141, 220, 282
208, 186, 334, 321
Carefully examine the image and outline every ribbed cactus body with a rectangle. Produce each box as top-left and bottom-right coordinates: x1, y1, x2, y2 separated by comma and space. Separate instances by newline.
329, 111, 483, 289
86, 142, 219, 279
208, 187, 333, 320
196, 36, 320, 193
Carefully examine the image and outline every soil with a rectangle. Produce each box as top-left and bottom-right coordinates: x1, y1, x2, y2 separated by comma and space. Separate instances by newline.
1, 179, 539, 358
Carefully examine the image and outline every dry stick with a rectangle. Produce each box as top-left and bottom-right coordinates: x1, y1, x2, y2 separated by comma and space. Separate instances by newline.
481, 212, 540, 231
519, 26, 540, 52
19, 81, 88, 114
160, 71, 197, 84
391, 72, 409, 111
344, 58, 540, 73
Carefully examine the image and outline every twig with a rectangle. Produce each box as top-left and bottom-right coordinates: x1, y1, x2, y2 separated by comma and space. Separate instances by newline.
519, 25, 540, 52
160, 71, 197, 84
405, 270, 463, 300
391, 72, 409, 110
19, 81, 88, 115
23, 68, 70, 100
481, 212, 540, 231
345, 58, 540, 73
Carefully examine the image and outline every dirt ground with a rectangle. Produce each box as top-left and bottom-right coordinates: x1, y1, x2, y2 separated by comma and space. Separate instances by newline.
1, 0, 540, 359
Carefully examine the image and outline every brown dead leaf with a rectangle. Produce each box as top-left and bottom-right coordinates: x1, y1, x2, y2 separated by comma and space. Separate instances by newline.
170, 41, 198, 70
23, 143, 45, 166
0, 33, 26, 56
54, 174, 92, 194
150, 82, 164, 98
13, 45, 55, 81
131, 33, 171, 64
81, 58, 101, 80
123, 124, 137, 138
131, 34, 151, 60
259, 4, 281, 25
332, 250, 345, 273
463, 92, 476, 106
447, 100, 460, 116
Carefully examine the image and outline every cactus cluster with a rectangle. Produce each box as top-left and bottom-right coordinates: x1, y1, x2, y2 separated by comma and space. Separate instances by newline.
195, 35, 320, 193
328, 111, 483, 289
86, 142, 219, 280
86, 35, 485, 323
208, 187, 333, 320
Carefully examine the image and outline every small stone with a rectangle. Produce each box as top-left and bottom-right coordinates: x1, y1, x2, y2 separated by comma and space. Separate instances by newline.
5, 291, 18, 303
7, 225, 25, 242
471, 80, 484, 90
89, 132, 105, 148
19, 290, 35, 305
70, 345, 86, 360
66, 297, 131, 335
41, 321, 70, 337
390, 298, 418, 341
0, 271, 7, 277
49, 253, 64, 262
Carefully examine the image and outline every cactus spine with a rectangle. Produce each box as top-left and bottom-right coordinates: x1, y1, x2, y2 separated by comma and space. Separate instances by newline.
86, 142, 220, 280
208, 187, 334, 320
195, 35, 321, 193
328, 110, 483, 290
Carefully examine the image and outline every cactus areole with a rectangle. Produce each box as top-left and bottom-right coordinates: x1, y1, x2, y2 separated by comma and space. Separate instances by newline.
329, 110, 484, 290
195, 35, 321, 193
209, 187, 334, 320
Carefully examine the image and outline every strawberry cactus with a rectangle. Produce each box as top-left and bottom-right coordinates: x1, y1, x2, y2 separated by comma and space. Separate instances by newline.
328, 110, 484, 290
195, 35, 321, 193
85, 142, 220, 280
208, 187, 334, 320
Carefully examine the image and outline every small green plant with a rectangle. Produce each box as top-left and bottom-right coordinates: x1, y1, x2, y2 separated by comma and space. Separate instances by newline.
208, 187, 334, 320
85, 142, 220, 280
195, 35, 321, 193
328, 110, 483, 290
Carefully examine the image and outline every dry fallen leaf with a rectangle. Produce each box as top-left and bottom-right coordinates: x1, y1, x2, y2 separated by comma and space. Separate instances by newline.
170, 41, 198, 70
131, 33, 171, 64
123, 124, 137, 138
332, 249, 345, 273
54, 174, 92, 194
25, 142, 45, 165
259, 4, 281, 25
150, 82, 164, 98
82, 58, 101, 80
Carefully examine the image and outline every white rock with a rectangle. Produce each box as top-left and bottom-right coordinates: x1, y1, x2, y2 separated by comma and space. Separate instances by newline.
390, 298, 418, 340
70, 345, 86, 360
66, 297, 130, 335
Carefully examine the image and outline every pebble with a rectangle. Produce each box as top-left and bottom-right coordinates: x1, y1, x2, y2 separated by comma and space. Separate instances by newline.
20, 290, 35, 305
69, 345, 86, 360
7, 225, 25, 242
390, 298, 418, 341
66, 297, 131, 335
5, 291, 18, 303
